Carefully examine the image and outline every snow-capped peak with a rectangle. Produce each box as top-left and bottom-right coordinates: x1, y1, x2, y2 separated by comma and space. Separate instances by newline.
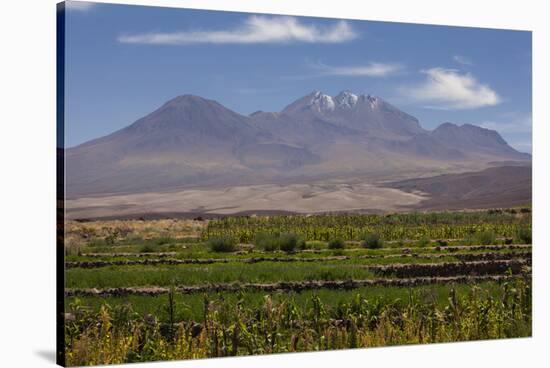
306, 90, 382, 112
335, 90, 359, 108
365, 94, 379, 107
309, 91, 335, 111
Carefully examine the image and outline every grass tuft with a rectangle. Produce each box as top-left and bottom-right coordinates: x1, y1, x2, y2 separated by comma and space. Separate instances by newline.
362, 233, 383, 249
328, 238, 345, 249
208, 237, 237, 253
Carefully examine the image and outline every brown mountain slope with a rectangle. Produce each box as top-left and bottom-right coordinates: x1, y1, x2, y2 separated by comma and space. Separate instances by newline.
66, 91, 530, 199
385, 166, 532, 210
66, 95, 319, 197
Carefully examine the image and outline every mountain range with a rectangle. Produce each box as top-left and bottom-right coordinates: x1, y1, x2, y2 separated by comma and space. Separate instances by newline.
66, 91, 530, 198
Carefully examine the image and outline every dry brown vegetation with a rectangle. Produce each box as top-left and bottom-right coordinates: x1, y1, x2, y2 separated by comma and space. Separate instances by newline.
65, 219, 206, 254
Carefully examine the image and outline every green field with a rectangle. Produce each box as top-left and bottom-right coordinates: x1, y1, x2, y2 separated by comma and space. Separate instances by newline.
64, 209, 532, 366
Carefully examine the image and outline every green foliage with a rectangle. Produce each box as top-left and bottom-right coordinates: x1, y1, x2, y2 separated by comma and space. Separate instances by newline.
279, 233, 300, 253
254, 233, 280, 252
296, 237, 307, 251
307, 241, 325, 250
203, 210, 529, 243
65, 208, 532, 366
477, 230, 496, 245
516, 227, 532, 244
254, 232, 303, 252
328, 238, 345, 249
154, 236, 177, 246
362, 233, 383, 249
298, 240, 313, 250
208, 237, 237, 253
395, 240, 406, 247
65, 279, 531, 365
417, 237, 431, 247
139, 244, 156, 253
67, 257, 395, 288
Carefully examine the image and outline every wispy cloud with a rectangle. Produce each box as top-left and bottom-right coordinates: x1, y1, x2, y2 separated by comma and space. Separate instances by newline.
309, 61, 404, 77
66, 1, 95, 12
118, 16, 357, 45
453, 54, 473, 66
480, 114, 532, 134
398, 68, 501, 109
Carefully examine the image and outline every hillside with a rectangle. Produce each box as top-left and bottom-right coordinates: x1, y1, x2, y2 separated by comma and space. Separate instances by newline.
66, 91, 530, 199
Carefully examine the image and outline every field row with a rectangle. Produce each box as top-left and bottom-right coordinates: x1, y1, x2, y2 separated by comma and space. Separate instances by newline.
205, 210, 528, 229
64, 281, 511, 321
205, 223, 531, 242
203, 211, 531, 243
67, 259, 531, 291
65, 274, 528, 297
66, 250, 531, 269
74, 243, 532, 259
65, 253, 531, 288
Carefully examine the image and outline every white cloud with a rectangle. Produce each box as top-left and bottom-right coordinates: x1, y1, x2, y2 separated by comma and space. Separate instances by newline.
118, 16, 357, 45
453, 54, 473, 66
309, 61, 404, 77
399, 68, 501, 109
65, 1, 95, 12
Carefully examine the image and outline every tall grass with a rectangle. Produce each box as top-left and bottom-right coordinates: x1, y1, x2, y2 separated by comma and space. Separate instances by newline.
65, 278, 531, 365
254, 233, 305, 252
208, 237, 237, 253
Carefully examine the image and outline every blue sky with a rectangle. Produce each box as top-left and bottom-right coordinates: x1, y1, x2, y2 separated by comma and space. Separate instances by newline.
64, 1, 532, 152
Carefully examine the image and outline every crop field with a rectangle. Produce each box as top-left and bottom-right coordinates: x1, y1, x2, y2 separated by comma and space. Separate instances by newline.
63, 209, 532, 366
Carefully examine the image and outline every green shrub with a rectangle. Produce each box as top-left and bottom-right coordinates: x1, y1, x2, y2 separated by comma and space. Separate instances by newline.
362, 233, 383, 249
516, 227, 532, 244
208, 237, 237, 252
296, 237, 306, 250
254, 233, 303, 252
279, 233, 299, 253
139, 244, 156, 253
254, 233, 280, 252
328, 238, 345, 249
464, 233, 476, 246
477, 230, 496, 245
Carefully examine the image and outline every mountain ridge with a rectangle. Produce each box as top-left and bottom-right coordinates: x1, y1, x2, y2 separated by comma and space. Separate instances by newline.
66, 91, 530, 198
